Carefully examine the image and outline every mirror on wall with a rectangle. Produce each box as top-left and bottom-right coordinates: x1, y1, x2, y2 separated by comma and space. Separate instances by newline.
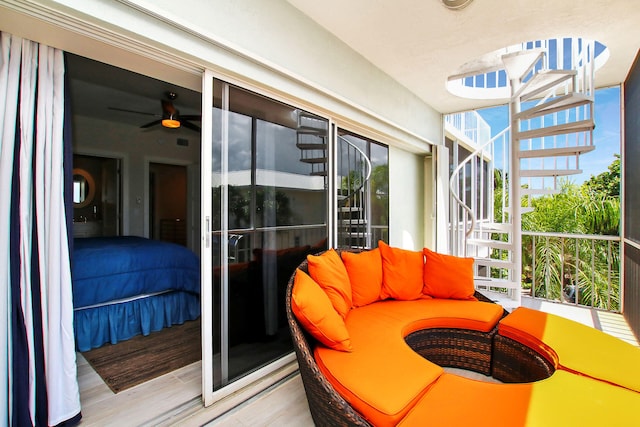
73, 168, 95, 208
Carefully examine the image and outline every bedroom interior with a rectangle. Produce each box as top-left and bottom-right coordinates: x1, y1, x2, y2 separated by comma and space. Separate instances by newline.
66, 52, 332, 397
66, 52, 205, 391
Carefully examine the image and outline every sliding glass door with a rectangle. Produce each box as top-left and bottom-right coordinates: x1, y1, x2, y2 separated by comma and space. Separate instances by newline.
202, 76, 329, 399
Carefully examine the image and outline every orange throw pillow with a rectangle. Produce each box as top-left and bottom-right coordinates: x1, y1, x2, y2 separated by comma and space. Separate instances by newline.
291, 269, 353, 352
341, 249, 382, 307
378, 241, 424, 300
307, 249, 353, 318
423, 247, 476, 300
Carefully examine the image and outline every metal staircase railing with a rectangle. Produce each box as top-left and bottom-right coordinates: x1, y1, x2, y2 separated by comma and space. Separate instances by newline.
448, 38, 596, 309
295, 114, 372, 249
336, 135, 372, 249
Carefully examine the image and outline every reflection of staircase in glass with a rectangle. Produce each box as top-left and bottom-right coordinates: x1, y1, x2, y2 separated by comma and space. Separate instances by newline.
449, 38, 597, 309
296, 111, 328, 177
336, 137, 372, 249
295, 113, 372, 249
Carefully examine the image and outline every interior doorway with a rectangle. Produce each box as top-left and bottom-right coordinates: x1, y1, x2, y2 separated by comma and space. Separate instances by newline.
149, 162, 188, 246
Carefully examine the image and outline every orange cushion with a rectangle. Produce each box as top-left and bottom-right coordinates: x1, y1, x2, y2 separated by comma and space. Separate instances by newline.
399, 370, 640, 427
307, 249, 353, 318
314, 298, 502, 427
422, 248, 476, 300
315, 301, 444, 427
291, 269, 353, 352
341, 249, 382, 307
378, 241, 423, 300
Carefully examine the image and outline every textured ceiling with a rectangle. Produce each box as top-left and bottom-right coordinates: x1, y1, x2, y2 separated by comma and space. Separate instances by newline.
287, 0, 640, 113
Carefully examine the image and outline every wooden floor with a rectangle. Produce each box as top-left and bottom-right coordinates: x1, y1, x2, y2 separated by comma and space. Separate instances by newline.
76, 302, 638, 426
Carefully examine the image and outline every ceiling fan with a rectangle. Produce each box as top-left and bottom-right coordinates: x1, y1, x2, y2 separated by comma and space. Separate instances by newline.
109, 91, 201, 132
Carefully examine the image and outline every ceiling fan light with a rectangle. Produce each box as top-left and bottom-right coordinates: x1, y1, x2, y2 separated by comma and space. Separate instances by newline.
161, 118, 181, 128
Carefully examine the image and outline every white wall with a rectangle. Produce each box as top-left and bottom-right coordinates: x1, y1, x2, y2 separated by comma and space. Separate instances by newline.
1, 0, 443, 248
388, 146, 425, 250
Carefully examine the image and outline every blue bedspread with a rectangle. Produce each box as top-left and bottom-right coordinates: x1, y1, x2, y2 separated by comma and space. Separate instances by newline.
72, 236, 200, 309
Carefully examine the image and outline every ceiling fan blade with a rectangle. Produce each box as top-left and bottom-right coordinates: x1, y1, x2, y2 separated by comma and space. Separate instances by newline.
180, 115, 202, 121
181, 120, 201, 132
140, 119, 162, 129
108, 106, 158, 117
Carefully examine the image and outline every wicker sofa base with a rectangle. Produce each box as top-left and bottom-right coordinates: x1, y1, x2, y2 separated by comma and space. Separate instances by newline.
492, 334, 556, 383
286, 252, 556, 426
405, 327, 497, 376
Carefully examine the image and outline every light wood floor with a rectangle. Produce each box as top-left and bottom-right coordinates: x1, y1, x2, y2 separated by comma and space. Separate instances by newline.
76, 305, 638, 426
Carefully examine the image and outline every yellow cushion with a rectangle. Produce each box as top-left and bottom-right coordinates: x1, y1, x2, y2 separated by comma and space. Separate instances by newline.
341, 249, 382, 307
422, 248, 476, 300
378, 241, 423, 301
291, 269, 353, 352
399, 370, 640, 427
499, 307, 640, 393
307, 249, 353, 318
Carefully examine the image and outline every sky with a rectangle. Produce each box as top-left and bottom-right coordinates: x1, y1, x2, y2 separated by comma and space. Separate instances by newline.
476, 86, 621, 185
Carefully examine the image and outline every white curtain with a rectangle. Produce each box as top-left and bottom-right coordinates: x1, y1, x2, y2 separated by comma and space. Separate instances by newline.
0, 31, 80, 426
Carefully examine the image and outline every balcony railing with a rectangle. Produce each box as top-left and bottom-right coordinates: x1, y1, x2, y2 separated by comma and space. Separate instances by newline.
522, 231, 621, 312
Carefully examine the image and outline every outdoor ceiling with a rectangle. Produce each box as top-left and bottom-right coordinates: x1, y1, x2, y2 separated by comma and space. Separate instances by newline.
287, 0, 640, 114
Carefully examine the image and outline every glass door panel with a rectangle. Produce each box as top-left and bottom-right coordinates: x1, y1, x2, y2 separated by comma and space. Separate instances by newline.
209, 79, 328, 391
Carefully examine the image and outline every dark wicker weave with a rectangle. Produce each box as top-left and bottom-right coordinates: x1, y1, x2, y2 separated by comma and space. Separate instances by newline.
492, 334, 556, 383
286, 256, 372, 427
405, 325, 497, 376
285, 250, 514, 426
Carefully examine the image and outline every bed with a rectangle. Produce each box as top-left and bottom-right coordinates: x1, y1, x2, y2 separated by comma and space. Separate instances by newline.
72, 236, 201, 352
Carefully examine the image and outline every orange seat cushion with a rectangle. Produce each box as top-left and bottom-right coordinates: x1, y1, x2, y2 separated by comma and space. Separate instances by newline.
378, 241, 424, 301
341, 249, 383, 307
291, 269, 353, 352
307, 249, 353, 318
399, 370, 640, 427
422, 248, 476, 300
314, 299, 503, 426
499, 307, 640, 393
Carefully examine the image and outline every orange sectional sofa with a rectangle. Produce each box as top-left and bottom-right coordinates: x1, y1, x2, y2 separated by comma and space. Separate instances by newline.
285, 243, 640, 426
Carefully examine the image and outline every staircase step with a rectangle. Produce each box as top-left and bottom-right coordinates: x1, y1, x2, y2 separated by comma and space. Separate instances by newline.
467, 238, 514, 251
520, 168, 582, 177
515, 119, 594, 140
501, 49, 545, 81
340, 219, 368, 225
310, 170, 327, 177
297, 126, 327, 136
475, 222, 512, 233
339, 207, 363, 213
515, 93, 592, 120
515, 69, 576, 102
301, 157, 328, 164
296, 142, 327, 150
518, 144, 595, 159
473, 257, 515, 270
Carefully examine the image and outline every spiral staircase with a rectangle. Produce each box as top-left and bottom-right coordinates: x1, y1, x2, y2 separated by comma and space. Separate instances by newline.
296, 112, 373, 249
449, 39, 598, 309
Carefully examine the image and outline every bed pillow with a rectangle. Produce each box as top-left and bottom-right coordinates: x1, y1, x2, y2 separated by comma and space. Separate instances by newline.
378, 241, 424, 301
422, 247, 477, 300
291, 269, 353, 352
307, 249, 353, 318
341, 248, 383, 307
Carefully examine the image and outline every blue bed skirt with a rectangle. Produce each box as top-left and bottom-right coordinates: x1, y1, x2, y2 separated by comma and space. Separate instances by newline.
74, 291, 200, 352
